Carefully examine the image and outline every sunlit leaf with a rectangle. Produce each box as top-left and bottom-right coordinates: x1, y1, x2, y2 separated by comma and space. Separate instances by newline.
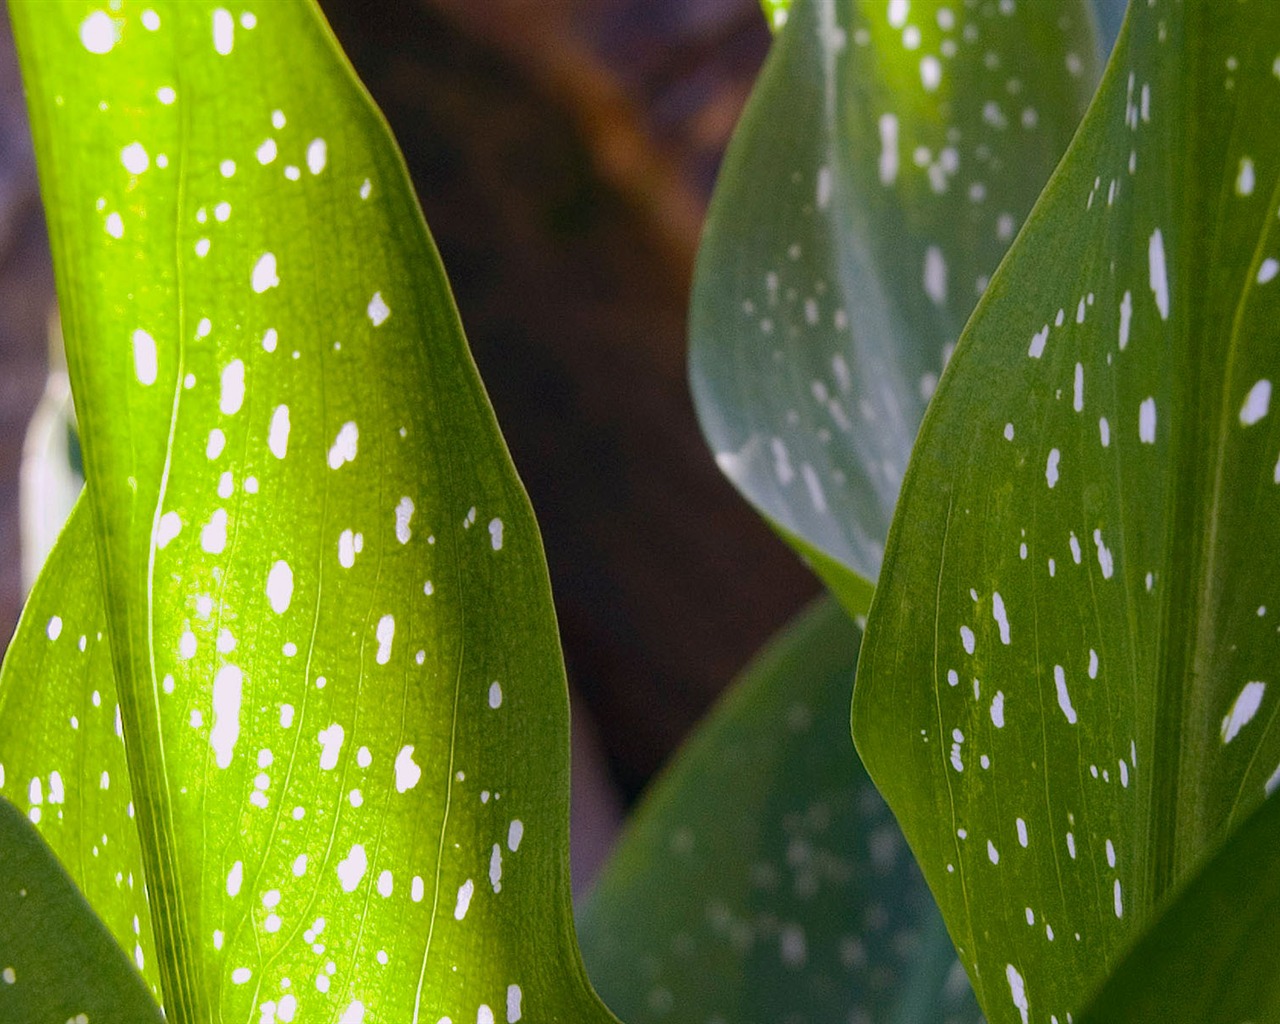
690, 0, 1099, 614
0, 501, 158, 995
9, 3, 615, 1021
1078, 790, 1280, 1023
854, 2, 1280, 1021
578, 598, 979, 1024
0, 793, 164, 1022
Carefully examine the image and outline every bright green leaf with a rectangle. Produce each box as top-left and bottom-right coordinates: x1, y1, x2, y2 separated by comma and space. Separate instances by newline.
578, 598, 980, 1024
0, 500, 158, 996
690, 0, 1099, 614
854, 1, 1280, 1021
1078, 790, 1280, 1023
0, 793, 164, 1022
9, 3, 615, 1022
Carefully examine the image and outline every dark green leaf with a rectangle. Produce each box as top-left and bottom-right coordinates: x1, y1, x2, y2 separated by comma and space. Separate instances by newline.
691, 0, 1099, 613
9, 3, 615, 1021
0, 793, 164, 1022
578, 599, 979, 1024
854, 2, 1280, 1021
1078, 791, 1280, 1024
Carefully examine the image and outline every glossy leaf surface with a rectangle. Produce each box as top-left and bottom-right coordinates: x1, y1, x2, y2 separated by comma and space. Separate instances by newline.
0, 794, 164, 1022
854, 2, 1280, 1021
1078, 790, 1280, 1024
690, 0, 1099, 613
9, 4, 613, 1022
578, 599, 979, 1024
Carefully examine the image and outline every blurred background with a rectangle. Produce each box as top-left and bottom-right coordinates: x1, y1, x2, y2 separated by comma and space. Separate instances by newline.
0, 0, 821, 893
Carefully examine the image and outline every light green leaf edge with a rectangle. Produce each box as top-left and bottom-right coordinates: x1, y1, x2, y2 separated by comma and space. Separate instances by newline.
854, 1, 1280, 1021
689, 0, 1099, 616
0, 793, 164, 1022
578, 598, 980, 1024
8, 3, 619, 1022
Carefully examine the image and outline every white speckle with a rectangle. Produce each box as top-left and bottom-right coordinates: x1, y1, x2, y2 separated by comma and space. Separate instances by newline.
46, 616, 62, 641
1088, 649, 1099, 679
489, 844, 503, 893
200, 509, 228, 554
219, 358, 245, 414
251, 252, 279, 293
489, 681, 503, 709
395, 497, 415, 543
489, 518, 504, 551
991, 691, 1005, 728
508, 819, 524, 851
1093, 529, 1115, 579
1119, 289, 1133, 349
266, 561, 293, 614
196, 317, 212, 339
284, 165, 300, 181
1260, 258, 1280, 284
157, 511, 182, 548
307, 138, 327, 174
328, 421, 359, 469
376, 870, 393, 898
507, 984, 523, 1023
1004, 422, 1015, 441
337, 844, 367, 892
801, 463, 828, 515
879, 113, 899, 186
318, 724, 345, 770
367, 292, 390, 326
1016, 818, 1028, 847
375, 614, 395, 665
924, 246, 947, 306
213, 8, 234, 54
1139, 397, 1157, 443
214, 201, 231, 223
1046, 448, 1060, 488
960, 625, 975, 655
256, 138, 277, 164
1114, 879, 1124, 918
1149, 229, 1170, 320
338, 529, 361, 568
80, 11, 119, 53
1240, 379, 1272, 426
920, 54, 942, 91
1221, 681, 1266, 743
269, 404, 291, 458
992, 591, 1011, 644
1237, 157, 1256, 196
1073, 363, 1084, 412
1120, 759, 1130, 787
1028, 324, 1049, 358
780, 924, 807, 967
179, 630, 197, 660
132, 329, 158, 386
888, 0, 909, 28
1100, 417, 1111, 447
262, 327, 278, 352
1066, 831, 1076, 858
194, 238, 211, 258
1054, 665, 1077, 724
360, 179, 372, 200
412, 876, 425, 902
209, 665, 242, 769
105, 211, 124, 238
455, 879, 475, 920
1105, 838, 1117, 868
272, 109, 286, 129
1006, 964, 1029, 1024
394, 745, 421, 792
987, 840, 1000, 864
218, 863, 247, 908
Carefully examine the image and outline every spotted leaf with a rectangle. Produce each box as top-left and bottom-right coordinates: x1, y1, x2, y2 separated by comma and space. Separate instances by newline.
578, 598, 980, 1024
9, 3, 615, 1023
0, 793, 164, 1021
689, 0, 1099, 614
854, 2, 1280, 1022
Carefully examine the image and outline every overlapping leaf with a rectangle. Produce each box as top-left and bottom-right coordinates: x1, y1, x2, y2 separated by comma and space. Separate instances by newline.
7, 3, 615, 1022
0, 794, 164, 1021
578, 599, 979, 1024
854, 1, 1280, 1021
689, 0, 1099, 613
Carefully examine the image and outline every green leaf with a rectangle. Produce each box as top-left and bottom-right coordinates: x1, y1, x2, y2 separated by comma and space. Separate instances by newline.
578, 599, 980, 1024
690, 0, 1100, 614
0, 793, 164, 1022
1078, 790, 1280, 1024
0, 500, 158, 996
853, 1, 1280, 1021
9, 3, 615, 1021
